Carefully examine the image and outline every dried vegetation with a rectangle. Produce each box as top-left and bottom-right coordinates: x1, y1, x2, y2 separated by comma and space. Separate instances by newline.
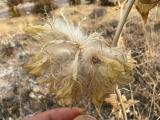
24, 18, 134, 107
135, 0, 160, 23
0, 2, 160, 120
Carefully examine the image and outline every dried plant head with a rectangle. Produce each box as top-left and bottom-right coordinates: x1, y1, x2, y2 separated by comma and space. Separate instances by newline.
24, 18, 134, 107
135, 0, 159, 24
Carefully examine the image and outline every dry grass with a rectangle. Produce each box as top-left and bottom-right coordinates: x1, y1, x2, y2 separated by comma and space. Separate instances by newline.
0, 15, 41, 35
122, 6, 160, 119
0, 4, 159, 120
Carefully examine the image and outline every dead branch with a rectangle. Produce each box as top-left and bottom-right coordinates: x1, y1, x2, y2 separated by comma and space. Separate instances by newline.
112, 0, 135, 47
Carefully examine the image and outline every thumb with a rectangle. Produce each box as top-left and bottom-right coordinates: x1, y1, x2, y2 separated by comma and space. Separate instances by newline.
26, 107, 83, 120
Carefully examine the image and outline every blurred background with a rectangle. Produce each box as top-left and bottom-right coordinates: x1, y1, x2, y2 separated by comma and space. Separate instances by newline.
0, 1, 160, 120
0, 0, 123, 19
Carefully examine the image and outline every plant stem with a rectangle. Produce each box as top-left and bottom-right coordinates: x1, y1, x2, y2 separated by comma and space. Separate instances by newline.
112, 0, 135, 47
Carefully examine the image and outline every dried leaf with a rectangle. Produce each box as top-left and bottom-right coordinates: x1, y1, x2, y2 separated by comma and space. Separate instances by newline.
135, 0, 159, 23
105, 94, 139, 119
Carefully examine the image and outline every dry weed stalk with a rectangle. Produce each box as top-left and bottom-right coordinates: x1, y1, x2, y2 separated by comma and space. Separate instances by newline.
110, 0, 160, 117
113, 0, 160, 47
112, 1, 135, 119
112, 0, 135, 47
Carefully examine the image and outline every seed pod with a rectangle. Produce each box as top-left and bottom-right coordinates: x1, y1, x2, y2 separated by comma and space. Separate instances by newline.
25, 19, 134, 107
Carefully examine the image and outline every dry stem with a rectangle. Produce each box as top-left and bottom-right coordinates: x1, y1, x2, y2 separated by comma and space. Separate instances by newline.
112, 0, 135, 47
115, 85, 128, 120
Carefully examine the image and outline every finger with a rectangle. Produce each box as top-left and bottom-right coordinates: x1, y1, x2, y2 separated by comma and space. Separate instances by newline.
26, 107, 83, 120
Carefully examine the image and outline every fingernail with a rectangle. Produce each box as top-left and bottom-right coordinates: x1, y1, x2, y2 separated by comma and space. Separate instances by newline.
74, 115, 97, 120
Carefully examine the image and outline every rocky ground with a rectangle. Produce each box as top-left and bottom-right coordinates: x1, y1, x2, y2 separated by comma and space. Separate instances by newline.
0, 4, 160, 120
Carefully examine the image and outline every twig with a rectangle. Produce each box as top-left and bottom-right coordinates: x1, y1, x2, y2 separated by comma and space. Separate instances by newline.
112, 0, 135, 47
148, 81, 156, 119
155, 2, 160, 21
112, 1, 135, 120
95, 106, 104, 120
117, 0, 121, 7
115, 85, 128, 120
129, 84, 136, 117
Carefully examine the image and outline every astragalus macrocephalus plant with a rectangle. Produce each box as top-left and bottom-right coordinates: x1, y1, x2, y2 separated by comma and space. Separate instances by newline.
24, 18, 134, 107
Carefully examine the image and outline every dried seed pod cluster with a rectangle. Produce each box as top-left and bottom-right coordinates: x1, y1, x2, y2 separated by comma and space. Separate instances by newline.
24, 19, 134, 107
135, 0, 159, 23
